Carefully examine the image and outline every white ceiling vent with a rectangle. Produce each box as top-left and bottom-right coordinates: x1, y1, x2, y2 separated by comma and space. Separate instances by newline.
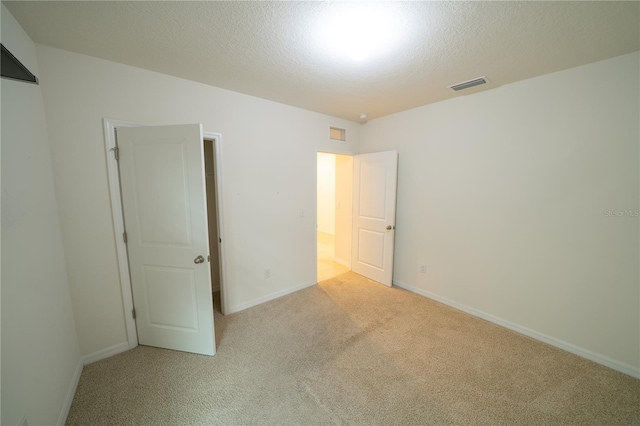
448, 77, 488, 92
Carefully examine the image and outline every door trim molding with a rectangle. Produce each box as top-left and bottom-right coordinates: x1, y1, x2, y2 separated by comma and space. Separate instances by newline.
103, 119, 229, 351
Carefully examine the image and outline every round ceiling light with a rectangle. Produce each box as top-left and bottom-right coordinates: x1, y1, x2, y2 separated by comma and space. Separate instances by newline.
315, 3, 404, 62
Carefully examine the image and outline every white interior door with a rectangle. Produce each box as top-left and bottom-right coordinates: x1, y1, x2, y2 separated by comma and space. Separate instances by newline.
117, 124, 215, 356
351, 150, 398, 286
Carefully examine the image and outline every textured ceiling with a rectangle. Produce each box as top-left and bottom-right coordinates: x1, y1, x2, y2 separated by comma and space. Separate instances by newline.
4, 1, 639, 122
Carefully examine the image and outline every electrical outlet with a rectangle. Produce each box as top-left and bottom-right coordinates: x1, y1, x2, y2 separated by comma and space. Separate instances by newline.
265, 268, 272, 278
420, 265, 427, 274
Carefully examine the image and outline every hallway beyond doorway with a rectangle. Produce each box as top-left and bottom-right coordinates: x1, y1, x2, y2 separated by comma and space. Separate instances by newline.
317, 231, 349, 282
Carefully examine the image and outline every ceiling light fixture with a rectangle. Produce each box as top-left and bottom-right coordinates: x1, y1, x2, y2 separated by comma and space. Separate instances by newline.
315, 3, 404, 62
359, 113, 368, 120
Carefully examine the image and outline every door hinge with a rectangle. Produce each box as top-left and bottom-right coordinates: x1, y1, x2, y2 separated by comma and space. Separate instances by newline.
123, 232, 128, 243
219, 237, 222, 243
110, 146, 119, 160
132, 308, 136, 319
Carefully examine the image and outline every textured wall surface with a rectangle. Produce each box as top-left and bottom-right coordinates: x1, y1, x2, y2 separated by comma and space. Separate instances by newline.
335, 155, 353, 265
317, 152, 336, 235
1, 5, 82, 425
361, 52, 640, 372
36, 44, 360, 356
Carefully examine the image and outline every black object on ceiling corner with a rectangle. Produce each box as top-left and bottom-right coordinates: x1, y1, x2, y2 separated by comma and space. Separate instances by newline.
1, 43, 38, 84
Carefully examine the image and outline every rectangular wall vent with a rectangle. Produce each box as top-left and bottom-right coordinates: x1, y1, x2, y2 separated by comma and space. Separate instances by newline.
448, 77, 487, 92
329, 127, 346, 141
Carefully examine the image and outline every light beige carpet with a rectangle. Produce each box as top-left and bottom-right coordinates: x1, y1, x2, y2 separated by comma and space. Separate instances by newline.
67, 272, 640, 425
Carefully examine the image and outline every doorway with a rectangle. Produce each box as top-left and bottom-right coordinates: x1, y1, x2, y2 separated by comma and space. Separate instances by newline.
316, 152, 353, 282
204, 139, 223, 314
105, 119, 227, 355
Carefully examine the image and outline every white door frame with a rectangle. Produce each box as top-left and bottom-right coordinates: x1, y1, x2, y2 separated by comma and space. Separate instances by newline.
103, 118, 229, 350
314, 147, 355, 282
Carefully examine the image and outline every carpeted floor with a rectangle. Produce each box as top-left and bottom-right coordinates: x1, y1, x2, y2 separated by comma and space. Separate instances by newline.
66, 272, 640, 425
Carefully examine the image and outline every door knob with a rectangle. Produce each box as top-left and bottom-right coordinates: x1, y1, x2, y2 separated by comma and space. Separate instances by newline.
194, 255, 205, 264
386, 225, 393, 230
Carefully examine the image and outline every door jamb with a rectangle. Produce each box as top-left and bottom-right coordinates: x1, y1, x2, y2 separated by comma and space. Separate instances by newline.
103, 119, 228, 350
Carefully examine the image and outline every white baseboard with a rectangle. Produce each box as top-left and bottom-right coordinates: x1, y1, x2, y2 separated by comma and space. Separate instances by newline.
57, 358, 83, 425
392, 279, 640, 379
83, 341, 130, 365
227, 280, 317, 314
334, 257, 350, 268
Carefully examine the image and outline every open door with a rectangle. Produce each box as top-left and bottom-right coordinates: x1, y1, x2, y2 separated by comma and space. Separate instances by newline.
351, 150, 398, 286
117, 124, 215, 356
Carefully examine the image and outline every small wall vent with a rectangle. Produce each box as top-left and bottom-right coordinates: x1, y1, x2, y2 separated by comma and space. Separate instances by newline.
329, 127, 346, 142
448, 77, 487, 92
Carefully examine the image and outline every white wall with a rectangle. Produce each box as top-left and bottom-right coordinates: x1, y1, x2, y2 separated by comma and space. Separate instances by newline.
317, 152, 336, 235
360, 52, 640, 374
335, 154, 353, 264
1, 5, 82, 424
34, 44, 360, 356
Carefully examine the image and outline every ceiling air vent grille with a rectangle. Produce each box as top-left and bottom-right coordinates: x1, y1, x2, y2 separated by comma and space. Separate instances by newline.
448, 77, 487, 92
